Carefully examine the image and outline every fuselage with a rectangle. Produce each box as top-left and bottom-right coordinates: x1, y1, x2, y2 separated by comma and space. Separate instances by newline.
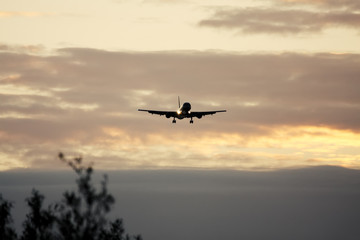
177, 102, 191, 119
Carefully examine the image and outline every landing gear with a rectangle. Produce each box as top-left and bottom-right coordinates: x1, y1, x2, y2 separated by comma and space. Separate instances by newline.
172, 118, 176, 124
190, 118, 193, 124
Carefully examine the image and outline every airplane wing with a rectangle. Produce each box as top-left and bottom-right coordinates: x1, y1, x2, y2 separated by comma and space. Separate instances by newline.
138, 109, 178, 117
190, 110, 226, 118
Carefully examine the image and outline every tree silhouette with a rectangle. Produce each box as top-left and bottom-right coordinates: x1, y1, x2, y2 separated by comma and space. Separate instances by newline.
0, 153, 142, 240
0, 194, 17, 240
99, 219, 142, 240
55, 153, 135, 240
21, 190, 56, 240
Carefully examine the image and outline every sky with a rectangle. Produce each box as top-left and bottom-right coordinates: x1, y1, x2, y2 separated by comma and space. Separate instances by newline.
1, 2, 360, 239
1, 0, 360, 171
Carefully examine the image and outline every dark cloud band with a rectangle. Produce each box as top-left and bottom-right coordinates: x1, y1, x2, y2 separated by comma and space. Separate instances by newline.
198, 8, 360, 35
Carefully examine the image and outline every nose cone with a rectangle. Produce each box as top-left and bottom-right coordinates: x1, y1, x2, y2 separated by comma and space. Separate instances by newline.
183, 102, 191, 112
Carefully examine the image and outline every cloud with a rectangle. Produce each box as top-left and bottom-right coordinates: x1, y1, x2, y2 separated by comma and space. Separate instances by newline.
0, 44, 46, 54
141, 0, 187, 4
1, 46, 360, 170
198, 7, 360, 35
2, 47, 360, 132
0, 11, 54, 18
275, 0, 360, 10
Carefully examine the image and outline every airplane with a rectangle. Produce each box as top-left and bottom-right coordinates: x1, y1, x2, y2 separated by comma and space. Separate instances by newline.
138, 97, 226, 124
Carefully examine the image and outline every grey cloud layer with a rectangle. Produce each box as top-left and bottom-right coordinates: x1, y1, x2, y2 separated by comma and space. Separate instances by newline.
198, 0, 360, 35
1, 47, 360, 168
1, 167, 360, 240
275, 0, 360, 10
199, 8, 360, 34
1, 48, 360, 140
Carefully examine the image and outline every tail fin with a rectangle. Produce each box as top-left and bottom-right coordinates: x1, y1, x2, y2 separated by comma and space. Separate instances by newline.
178, 96, 181, 108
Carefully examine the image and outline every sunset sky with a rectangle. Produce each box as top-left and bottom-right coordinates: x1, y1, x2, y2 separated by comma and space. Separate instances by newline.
1, 0, 360, 171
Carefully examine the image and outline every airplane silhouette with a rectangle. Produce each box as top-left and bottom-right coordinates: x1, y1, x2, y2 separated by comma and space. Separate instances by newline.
138, 97, 226, 124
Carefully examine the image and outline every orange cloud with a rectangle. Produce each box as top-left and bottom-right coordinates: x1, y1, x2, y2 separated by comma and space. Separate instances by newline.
70, 125, 360, 170
1, 124, 359, 171
0, 11, 54, 18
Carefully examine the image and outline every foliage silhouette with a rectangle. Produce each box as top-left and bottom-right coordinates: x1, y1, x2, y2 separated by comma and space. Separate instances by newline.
0, 153, 142, 240
21, 190, 56, 240
0, 194, 17, 240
